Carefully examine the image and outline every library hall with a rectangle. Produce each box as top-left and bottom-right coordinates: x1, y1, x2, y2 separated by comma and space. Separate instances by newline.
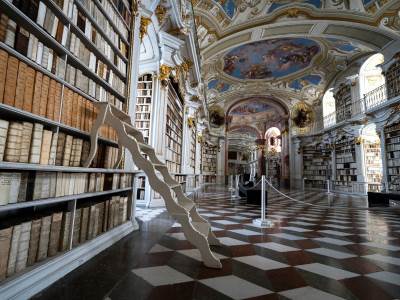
1, 0, 400, 299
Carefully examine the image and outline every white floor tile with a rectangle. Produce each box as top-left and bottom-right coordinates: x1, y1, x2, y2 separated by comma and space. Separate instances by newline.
323, 224, 351, 230
281, 226, 312, 233
270, 233, 307, 240
363, 254, 400, 266
279, 286, 345, 300
361, 242, 400, 251
255, 242, 300, 252
230, 229, 262, 236
201, 213, 220, 217
219, 237, 249, 246
296, 263, 359, 280
366, 271, 400, 286
234, 255, 289, 270
306, 248, 356, 259
289, 221, 316, 227
148, 244, 173, 253
200, 275, 272, 299
132, 266, 193, 286
212, 220, 238, 225
167, 232, 186, 240
178, 249, 227, 261
318, 230, 352, 237
313, 237, 353, 246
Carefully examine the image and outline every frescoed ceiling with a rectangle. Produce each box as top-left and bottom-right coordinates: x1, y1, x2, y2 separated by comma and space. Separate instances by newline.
222, 38, 320, 80
193, 0, 400, 146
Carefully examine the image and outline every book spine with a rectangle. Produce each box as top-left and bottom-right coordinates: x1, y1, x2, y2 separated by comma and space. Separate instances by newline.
0, 119, 9, 161
15, 221, 32, 273
47, 212, 63, 257
7, 224, 22, 276
26, 219, 41, 266
29, 123, 44, 164
37, 215, 51, 261
0, 227, 13, 280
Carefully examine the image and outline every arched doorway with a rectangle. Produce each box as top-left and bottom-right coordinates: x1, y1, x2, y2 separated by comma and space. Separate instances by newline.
264, 127, 282, 186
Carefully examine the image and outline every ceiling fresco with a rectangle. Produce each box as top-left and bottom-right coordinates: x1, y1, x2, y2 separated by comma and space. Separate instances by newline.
267, 0, 322, 13
223, 38, 320, 80
289, 74, 323, 91
214, 0, 236, 18
207, 79, 231, 93
228, 127, 259, 139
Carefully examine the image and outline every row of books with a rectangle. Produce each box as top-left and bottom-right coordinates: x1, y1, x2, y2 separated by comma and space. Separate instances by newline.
0, 195, 129, 281
78, 0, 129, 43
337, 163, 357, 169
0, 48, 125, 125
0, 171, 132, 205
73, 6, 127, 75
0, 13, 68, 78
388, 151, 400, 159
136, 97, 151, 104
388, 168, 400, 175
136, 105, 150, 112
0, 11, 126, 100
166, 161, 181, 174
385, 123, 400, 134
0, 119, 119, 167
336, 175, 357, 182
102, 0, 131, 30
388, 160, 400, 167
386, 144, 400, 152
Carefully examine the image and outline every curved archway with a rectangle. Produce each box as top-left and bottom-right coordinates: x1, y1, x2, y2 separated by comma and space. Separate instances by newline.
322, 88, 336, 128
359, 53, 385, 97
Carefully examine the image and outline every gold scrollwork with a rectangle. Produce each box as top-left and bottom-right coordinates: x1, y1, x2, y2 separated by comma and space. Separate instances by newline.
140, 17, 152, 41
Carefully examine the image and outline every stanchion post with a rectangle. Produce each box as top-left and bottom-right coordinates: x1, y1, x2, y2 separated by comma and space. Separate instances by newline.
327, 179, 330, 194
261, 175, 266, 222
235, 175, 239, 197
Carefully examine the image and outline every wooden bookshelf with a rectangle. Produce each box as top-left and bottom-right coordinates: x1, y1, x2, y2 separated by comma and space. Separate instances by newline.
303, 145, 332, 189
165, 86, 183, 174
189, 121, 196, 173
334, 137, 357, 192
202, 143, 217, 174
384, 57, 400, 100
385, 121, 400, 191
334, 83, 352, 123
0, 0, 136, 297
135, 74, 153, 144
363, 141, 382, 191
135, 175, 146, 202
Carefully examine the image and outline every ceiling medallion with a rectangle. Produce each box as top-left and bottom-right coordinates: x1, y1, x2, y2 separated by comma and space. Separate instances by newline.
208, 105, 226, 128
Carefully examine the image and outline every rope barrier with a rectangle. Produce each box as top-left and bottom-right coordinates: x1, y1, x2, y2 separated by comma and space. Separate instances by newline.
264, 178, 400, 212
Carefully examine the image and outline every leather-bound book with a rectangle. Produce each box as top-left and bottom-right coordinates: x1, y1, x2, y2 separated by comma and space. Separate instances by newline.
0, 50, 8, 103
14, 61, 27, 109
72, 208, 81, 247
0, 119, 9, 161
97, 202, 105, 234
46, 79, 56, 120
4, 19, 17, 48
15, 221, 32, 273
39, 76, 50, 117
71, 93, 78, 128
49, 172, 57, 198
0, 14, 9, 43
59, 211, 71, 251
39, 130, 53, 165
15, 27, 30, 56
19, 122, 33, 163
103, 200, 110, 232
55, 132, 66, 166
4, 56, 19, 106
87, 205, 96, 240
53, 83, 62, 121
48, 132, 58, 165
4, 122, 23, 162
47, 212, 63, 257
17, 172, 29, 203
80, 140, 90, 167
26, 218, 41, 266
62, 135, 73, 166
79, 207, 89, 243
73, 138, 83, 167
29, 123, 43, 164
30, 71, 42, 114
32, 172, 43, 200
22, 67, 35, 113
36, 215, 51, 261
7, 224, 22, 276
0, 227, 12, 280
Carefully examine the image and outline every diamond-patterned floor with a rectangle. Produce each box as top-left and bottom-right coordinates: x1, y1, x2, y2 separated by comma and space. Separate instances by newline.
131, 187, 400, 299
34, 185, 400, 300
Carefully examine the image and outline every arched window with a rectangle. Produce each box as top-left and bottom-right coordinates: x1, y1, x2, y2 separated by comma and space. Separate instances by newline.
265, 127, 281, 153
322, 88, 336, 128
359, 53, 385, 97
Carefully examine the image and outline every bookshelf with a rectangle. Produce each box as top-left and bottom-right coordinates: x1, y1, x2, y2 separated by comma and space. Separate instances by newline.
385, 121, 400, 191
135, 175, 146, 203
303, 145, 332, 189
202, 142, 217, 174
0, 0, 136, 297
189, 120, 196, 173
363, 141, 382, 191
384, 58, 400, 100
135, 74, 153, 144
165, 86, 183, 174
335, 137, 357, 192
334, 83, 352, 123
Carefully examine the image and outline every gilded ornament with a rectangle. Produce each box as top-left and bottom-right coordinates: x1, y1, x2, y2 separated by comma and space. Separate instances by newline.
155, 5, 167, 25
139, 17, 152, 41
355, 137, 363, 145
159, 64, 172, 82
188, 117, 196, 128
291, 101, 315, 129
287, 8, 299, 18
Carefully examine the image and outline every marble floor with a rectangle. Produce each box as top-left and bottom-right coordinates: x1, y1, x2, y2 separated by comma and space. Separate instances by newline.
33, 186, 400, 300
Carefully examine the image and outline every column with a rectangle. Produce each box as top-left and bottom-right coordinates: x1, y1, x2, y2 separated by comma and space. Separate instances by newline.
216, 138, 225, 184
290, 137, 303, 189
378, 127, 389, 191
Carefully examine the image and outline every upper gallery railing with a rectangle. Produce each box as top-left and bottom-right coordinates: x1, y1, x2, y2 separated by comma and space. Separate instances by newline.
323, 81, 400, 130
